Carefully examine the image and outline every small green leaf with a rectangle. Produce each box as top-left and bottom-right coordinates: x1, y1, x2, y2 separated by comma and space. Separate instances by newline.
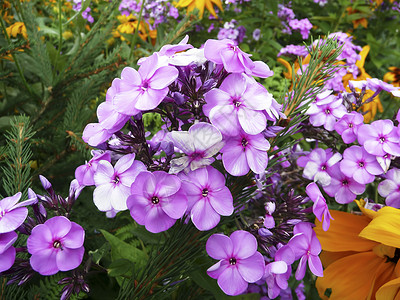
108, 259, 134, 277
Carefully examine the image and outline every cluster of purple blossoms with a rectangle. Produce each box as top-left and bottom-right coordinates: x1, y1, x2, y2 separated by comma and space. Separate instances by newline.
277, 3, 313, 39
217, 19, 246, 44
278, 44, 309, 58
69, 0, 94, 23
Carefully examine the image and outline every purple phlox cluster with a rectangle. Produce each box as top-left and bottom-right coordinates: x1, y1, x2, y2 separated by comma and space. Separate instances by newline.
378, 167, 400, 208
252, 28, 261, 41
340, 145, 384, 184
127, 171, 187, 233
265, 244, 295, 299
75, 151, 111, 186
93, 153, 146, 213
27, 216, 85, 275
297, 147, 342, 186
334, 111, 364, 144
323, 164, 365, 204
69, 0, 94, 23
277, 4, 295, 22
179, 166, 233, 230
204, 39, 274, 78
326, 32, 362, 67
217, 19, 246, 44
306, 91, 347, 131
278, 44, 309, 58
167, 122, 224, 174
221, 129, 270, 176
306, 182, 333, 231
206, 230, 265, 296
288, 18, 313, 39
286, 222, 323, 280
203, 73, 273, 136
350, 78, 400, 98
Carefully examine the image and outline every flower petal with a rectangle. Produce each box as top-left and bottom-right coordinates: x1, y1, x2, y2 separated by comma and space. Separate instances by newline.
56, 246, 85, 272
217, 267, 248, 296
237, 252, 265, 282
206, 234, 233, 260
230, 230, 257, 259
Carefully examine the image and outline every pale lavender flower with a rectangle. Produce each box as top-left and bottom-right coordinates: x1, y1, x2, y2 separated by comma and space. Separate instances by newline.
288, 19, 313, 39
334, 112, 364, 144
324, 164, 365, 204
93, 153, 146, 212
378, 168, 400, 208
287, 222, 323, 280
168, 122, 224, 174
277, 4, 295, 22
278, 45, 309, 57
221, 130, 270, 176
82, 122, 114, 147
306, 183, 333, 231
206, 231, 265, 296
264, 202, 276, 229
340, 145, 384, 184
127, 171, 187, 233
27, 216, 85, 275
204, 39, 273, 78
203, 73, 272, 136
0, 231, 17, 272
0, 192, 36, 234
314, 0, 327, 6
358, 120, 400, 157
252, 28, 261, 41
113, 54, 178, 114
296, 148, 342, 186
179, 166, 233, 230
307, 96, 347, 131
75, 151, 111, 186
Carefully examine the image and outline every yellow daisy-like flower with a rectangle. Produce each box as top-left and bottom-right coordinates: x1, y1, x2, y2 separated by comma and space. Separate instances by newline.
114, 14, 156, 43
384, 67, 400, 88
6, 22, 28, 39
346, 7, 368, 29
175, 0, 223, 19
315, 203, 400, 300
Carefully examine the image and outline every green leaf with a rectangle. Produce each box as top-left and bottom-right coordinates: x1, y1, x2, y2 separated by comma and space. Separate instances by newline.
108, 259, 134, 277
100, 229, 148, 269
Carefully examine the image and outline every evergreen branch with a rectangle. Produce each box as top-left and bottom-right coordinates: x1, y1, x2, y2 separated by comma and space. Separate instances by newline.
1, 116, 35, 197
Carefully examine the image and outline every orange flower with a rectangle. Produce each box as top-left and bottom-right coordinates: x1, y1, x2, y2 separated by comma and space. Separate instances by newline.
346, 7, 368, 29
6, 22, 27, 39
384, 67, 400, 88
114, 14, 156, 43
315, 202, 400, 300
175, 0, 223, 19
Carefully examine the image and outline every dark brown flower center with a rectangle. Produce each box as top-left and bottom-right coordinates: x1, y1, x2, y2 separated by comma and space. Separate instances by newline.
151, 196, 159, 204
202, 188, 209, 197
53, 240, 62, 249
229, 258, 237, 265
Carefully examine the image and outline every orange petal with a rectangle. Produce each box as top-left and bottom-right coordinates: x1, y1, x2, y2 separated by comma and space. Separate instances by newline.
315, 210, 378, 252
376, 277, 400, 300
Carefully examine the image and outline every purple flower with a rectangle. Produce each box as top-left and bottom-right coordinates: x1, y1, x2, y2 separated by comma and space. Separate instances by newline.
0, 192, 36, 234
306, 183, 333, 231
0, 231, 18, 272
265, 245, 295, 299
168, 122, 224, 174
221, 130, 270, 176
287, 222, 323, 280
27, 216, 85, 275
288, 18, 313, 39
93, 153, 146, 212
113, 54, 178, 114
378, 167, 400, 208
278, 44, 309, 57
206, 230, 265, 296
323, 164, 365, 204
358, 120, 400, 157
264, 202, 276, 229
82, 122, 114, 147
340, 145, 384, 184
179, 166, 233, 230
307, 96, 347, 131
297, 148, 342, 186
204, 39, 273, 78
75, 151, 111, 186
334, 112, 364, 144
127, 171, 187, 233
252, 28, 261, 41
203, 73, 272, 136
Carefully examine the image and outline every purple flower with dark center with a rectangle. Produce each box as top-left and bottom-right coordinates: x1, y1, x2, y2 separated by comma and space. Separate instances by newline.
296, 148, 342, 186
93, 153, 146, 212
0, 192, 36, 234
307, 97, 347, 131
334, 111, 364, 144
306, 183, 333, 231
203, 73, 272, 136
113, 54, 178, 114
204, 39, 273, 78
221, 130, 270, 176
358, 120, 400, 157
265, 245, 295, 299
75, 151, 111, 186
179, 166, 233, 230
324, 164, 365, 204
287, 222, 323, 280
168, 123, 224, 174
127, 171, 187, 233
378, 167, 400, 208
0, 231, 17, 272
206, 230, 265, 296
340, 145, 384, 184
27, 216, 85, 276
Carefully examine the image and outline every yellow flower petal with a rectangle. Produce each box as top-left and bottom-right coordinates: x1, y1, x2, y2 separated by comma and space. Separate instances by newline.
376, 277, 400, 300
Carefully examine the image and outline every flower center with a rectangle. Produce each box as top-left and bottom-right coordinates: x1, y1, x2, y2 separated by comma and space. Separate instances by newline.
141, 81, 149, 91
202, 188, 209, 197
53, 240, 62, 249
379, 136, 386, 143
241, 138, 248, 148
342, 179, 349, 186
348, 123, 353, 128
0, 209, 6, 219
112, 175, 120, 184
387, 248, 400, 264
229, 257, 237, 265
321, 165, 327, 171
325, 109, 331, 115
151, 196, 160, 204
358, 161, 365, 168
